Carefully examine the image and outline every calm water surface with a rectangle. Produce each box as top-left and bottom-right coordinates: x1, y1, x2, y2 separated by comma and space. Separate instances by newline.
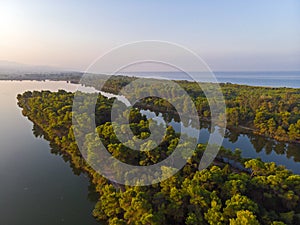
141, 110, 300, 174
0, 81, 101, 225
0, 80, 299, 225
123, 71, 300, 88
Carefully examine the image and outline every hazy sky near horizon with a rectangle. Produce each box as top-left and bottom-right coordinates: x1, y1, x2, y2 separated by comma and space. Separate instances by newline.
0, 0, 299, 71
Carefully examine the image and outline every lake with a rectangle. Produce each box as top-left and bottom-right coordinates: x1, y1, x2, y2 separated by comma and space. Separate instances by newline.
0, 81, 101, 225
0, 80, 299, 225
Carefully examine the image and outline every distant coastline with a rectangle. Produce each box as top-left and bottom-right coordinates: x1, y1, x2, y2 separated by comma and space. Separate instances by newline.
122, 71, 300, 89
1, 71, 300, 88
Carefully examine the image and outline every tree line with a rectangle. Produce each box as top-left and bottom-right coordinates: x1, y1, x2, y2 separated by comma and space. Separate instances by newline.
82, 75, 300, 143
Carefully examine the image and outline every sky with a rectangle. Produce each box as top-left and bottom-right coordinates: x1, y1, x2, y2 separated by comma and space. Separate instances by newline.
0, 0, 299, 72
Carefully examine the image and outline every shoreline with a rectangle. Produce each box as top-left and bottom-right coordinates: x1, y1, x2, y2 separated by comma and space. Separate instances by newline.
7, 77, 300, 145
1, 72, 300, 89
16, 89, 300, 224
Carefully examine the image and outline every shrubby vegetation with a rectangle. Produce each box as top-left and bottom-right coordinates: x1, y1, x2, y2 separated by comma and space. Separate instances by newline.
17, 90, 300, 225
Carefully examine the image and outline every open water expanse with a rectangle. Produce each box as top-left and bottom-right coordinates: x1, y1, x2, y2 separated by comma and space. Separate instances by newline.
123, 71, 300, 88
0, 79, 299, 225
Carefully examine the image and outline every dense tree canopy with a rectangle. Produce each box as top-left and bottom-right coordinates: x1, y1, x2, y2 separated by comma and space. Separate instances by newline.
82, 75, 300, 143
18, 90, 300, 225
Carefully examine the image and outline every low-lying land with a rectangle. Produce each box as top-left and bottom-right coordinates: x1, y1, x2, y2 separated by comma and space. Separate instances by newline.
18, 90, 300, 225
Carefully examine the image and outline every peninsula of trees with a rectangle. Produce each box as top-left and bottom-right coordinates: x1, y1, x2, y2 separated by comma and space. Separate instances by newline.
18, 90, 300, 225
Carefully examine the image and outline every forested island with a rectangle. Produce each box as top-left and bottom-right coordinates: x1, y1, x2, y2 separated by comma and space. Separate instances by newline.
17, 90, 300, 225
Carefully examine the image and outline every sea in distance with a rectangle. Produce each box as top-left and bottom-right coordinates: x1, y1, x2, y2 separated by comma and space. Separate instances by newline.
121, 71, 300, 88
0, 74, 300, 224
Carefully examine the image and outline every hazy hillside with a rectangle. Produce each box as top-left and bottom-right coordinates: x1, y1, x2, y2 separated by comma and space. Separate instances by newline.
0, 60, 70, 75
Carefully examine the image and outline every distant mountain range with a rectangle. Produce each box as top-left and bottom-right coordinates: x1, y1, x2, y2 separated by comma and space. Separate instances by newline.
0, 60, 73, 74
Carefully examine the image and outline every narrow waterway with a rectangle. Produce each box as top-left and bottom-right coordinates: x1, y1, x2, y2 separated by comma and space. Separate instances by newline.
141, 109, 300, 174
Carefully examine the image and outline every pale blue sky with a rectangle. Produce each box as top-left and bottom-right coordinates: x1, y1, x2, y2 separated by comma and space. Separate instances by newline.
0, 0, 299, 71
